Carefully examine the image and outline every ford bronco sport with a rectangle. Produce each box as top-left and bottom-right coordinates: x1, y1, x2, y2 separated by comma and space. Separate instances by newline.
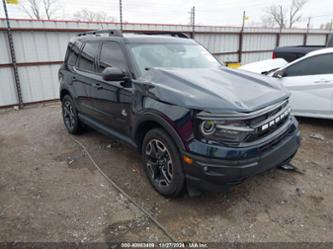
59, 30, 301, 197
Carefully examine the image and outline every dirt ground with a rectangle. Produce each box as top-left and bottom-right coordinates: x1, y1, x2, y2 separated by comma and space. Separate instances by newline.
0, 102, 332, 243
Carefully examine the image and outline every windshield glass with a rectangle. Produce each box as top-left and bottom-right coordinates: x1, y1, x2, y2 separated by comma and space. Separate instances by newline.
127, 43, 221, 75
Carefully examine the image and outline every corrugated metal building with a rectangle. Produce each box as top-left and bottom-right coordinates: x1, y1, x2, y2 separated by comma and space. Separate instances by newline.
0, 18, 330, 107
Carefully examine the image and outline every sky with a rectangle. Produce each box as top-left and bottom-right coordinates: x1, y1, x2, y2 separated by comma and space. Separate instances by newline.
1, 0, 333, 28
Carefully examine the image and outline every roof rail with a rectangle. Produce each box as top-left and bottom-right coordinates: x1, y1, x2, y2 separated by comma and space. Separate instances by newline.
77, 29, 123, 37
139, 32, 189, 38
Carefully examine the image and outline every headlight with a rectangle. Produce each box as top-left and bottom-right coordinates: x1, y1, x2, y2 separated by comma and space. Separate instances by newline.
200, 120, 216, 135
197, 119, 254, 144
196, 101, 292, 145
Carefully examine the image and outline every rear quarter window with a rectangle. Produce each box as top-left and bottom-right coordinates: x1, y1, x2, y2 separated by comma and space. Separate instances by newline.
77, 41, 100, 72
66, 40, 82, 66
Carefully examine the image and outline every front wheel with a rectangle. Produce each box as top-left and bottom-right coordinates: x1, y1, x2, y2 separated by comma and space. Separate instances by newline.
142, 128, 185, 197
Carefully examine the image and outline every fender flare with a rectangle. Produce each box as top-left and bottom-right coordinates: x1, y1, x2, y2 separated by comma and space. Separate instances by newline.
133, 112, 186, 152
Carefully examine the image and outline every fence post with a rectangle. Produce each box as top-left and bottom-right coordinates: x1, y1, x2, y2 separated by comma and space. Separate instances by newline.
238, 11, 246, 63
2, 0, 23, 108
304, 17, 311, 46
190, 6, 195, 39
303, 33, 307, 46
325, 33, 330, 46
276, 33, 280, 47
276, 26, 282, 47
238, 31, 243, 63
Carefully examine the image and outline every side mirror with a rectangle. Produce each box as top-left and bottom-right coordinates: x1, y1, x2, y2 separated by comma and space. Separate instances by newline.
102, 67, 127, 81
273, 70, 286, 78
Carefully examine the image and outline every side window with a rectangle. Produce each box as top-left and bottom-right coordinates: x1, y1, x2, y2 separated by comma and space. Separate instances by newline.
77, 41, 99, 72
285, 53, 333, 77
97, 42, 127, 73
66, 40, 82, 66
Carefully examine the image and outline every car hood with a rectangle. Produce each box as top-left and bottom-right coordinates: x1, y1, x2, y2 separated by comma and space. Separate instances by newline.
239, 58, 288, 75
135, 67, 289, 114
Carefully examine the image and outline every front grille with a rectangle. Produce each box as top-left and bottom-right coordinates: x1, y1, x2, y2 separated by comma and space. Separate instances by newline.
258, 123, 296, 152
245, 101, 290, 143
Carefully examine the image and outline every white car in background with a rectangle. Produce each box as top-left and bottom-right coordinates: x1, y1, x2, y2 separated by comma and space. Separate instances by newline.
240, 48, 333, 120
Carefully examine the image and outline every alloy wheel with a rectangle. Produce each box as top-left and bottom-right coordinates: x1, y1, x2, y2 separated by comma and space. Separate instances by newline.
63, 100, 75, 130
145, 139, 174, 187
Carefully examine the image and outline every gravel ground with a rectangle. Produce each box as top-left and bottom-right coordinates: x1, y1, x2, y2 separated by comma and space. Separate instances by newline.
0, 102, 332, 243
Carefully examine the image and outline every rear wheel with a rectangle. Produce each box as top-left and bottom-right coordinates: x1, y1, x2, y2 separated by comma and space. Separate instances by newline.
142, 128, 184, 197
61, 95, 83, 134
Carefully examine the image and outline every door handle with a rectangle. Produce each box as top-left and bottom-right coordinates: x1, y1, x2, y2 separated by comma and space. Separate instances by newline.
93, 83, 103, 89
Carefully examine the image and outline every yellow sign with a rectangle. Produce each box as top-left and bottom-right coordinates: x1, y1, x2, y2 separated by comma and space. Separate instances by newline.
226, 62, 241, 69
6, 0, 19, 4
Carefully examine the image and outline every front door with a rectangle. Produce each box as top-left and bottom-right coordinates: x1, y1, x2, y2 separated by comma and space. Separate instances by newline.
91, 41, 132, 136
280, 53, 333, 117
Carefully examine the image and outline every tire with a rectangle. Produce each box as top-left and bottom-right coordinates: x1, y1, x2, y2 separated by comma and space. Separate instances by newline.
142, 128, 185, 197
61, 95, 83, 134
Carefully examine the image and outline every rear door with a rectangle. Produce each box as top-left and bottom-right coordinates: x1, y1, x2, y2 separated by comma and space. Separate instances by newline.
63, 39, 83, 108
72, 40, 100, 117
280, 53, 333, 117
91, 41, 132, 136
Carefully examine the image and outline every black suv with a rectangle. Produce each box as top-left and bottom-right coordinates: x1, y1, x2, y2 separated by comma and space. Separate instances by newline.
59, 30, 301, 197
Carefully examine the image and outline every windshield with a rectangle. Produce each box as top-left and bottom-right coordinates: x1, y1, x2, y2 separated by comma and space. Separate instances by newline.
127, 43, 221, 75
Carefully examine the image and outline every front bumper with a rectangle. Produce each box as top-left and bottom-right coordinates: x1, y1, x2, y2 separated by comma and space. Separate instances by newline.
183, 117, 301, 192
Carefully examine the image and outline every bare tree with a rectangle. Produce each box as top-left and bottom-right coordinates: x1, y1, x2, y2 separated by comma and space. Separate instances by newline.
263, 0, 307, 29
20, 0, 60, 20
320, 21, 333, 31
43, 0, 59, 20
265, 5, 286, 29
21, 0, 41, 19
289, 0, 307, 28
73, 9, 115, 22
260, 15, 277, 28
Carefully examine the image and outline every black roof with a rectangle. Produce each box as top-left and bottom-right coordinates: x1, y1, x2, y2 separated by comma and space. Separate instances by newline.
124, 34, 196, 44
74, 30, 195, 44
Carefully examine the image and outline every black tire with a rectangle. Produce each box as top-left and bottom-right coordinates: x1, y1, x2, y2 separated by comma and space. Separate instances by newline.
142, 128, 185, 197
61, 95, 83, 134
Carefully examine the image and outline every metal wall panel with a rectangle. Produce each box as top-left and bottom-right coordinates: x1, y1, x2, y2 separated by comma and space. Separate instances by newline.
195, 33, 239, 53
242, 52, 272, 64
19, 65, 60, 103
279, 34, 304, 46
0, 31, 11, 64
0, 68, 18, 106
242, 34, 276, 51
306, 34, 327, 45
13, 31, 72, 62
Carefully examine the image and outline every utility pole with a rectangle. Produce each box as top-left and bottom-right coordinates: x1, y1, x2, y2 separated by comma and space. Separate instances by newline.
190, 6, 195, 39
119, 0, 123, 31
241, 10, 246, 31
2, 0, 23, 108
330, 18, 333, 33
306, 17, 311, 32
